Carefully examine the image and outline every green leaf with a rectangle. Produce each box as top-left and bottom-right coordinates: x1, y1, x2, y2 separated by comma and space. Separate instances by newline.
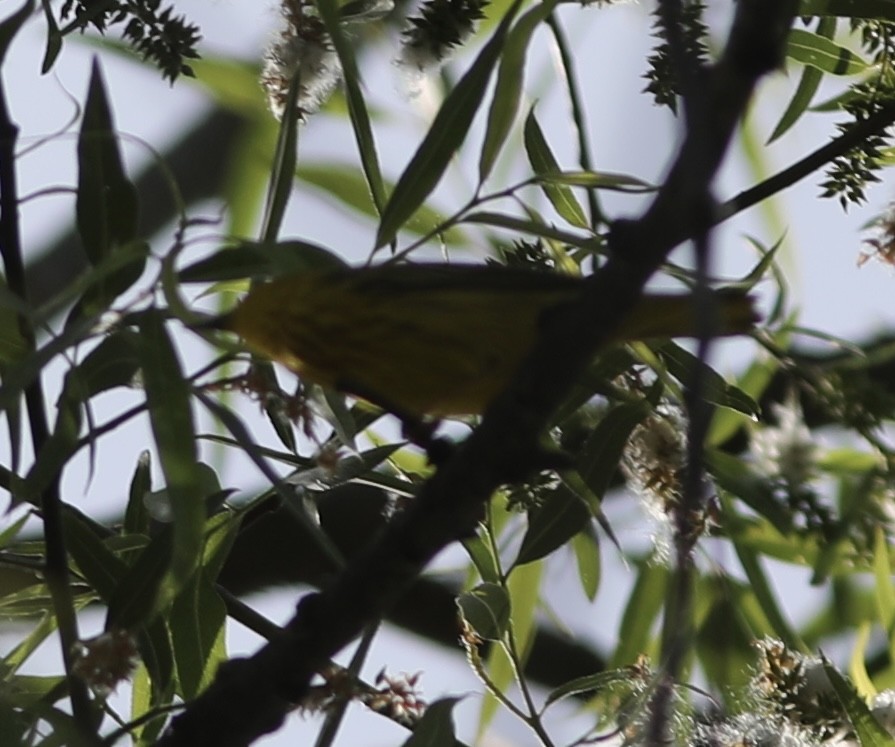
655, 341, 760, 419
610, 561, 668, 667
514, 485, 590, 566
479, 0, 560, 182
695, 586, 755, 695
708, 355, 778, 447
707, 449, 793, 532
577, 398, 653, 501
375, 0, 524, 248
730, 524, 806, 652
799, 0, 895, 20
170, 570, 227, 699
523, 108, 588, 229
456, 583, 510, 641
401, 698, 461, 747
786, 28, 869, 75
873, 526, 895, 631
535, 170, 655, 192
769, 19, 833, 142
544, 668, 636, 709
138, 310, 205, 588
178, 240, 347, 283
76, 59, 142, 308
462, 532, 501, 584
0, 511, 29, 550
571, 529, 600, 601
463, 210, 599, 248
106, 527, 175, 629
1, 613, 59, 676
297, 163, 466, 244
124, 451, 152, 538
315, 0, 387, 213
823, 659, 895, 745
62, 506, 126, 602
260, 74, 302, 243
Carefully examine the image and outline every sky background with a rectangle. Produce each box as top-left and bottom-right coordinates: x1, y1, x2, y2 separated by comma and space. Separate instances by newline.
2, 1, 895, 744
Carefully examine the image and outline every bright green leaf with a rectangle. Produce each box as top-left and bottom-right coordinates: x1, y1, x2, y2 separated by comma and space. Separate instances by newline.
786, 28, 869, 75
523, 108, 589, 228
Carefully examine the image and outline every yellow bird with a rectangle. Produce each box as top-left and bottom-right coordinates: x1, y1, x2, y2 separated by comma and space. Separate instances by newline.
217, 262, 757, 420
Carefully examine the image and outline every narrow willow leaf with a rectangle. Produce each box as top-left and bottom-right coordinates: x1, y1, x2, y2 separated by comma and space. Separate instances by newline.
462, 533, 501, 584
655, 341, 760, 419
609, 561, 668, 668
873, 526, 895, 630
535, 170, 655, 192
76, 60, 141, 306
76, 60, 137, 256
260, 74, 302, 243
849, 623, 876, 701
463, 210, 598, 248
823, 659, 894, 745
577, 398, 653, 502
786, 28, 869, 75
61, 507, 127, 604
297, 164, 465, 244
315, 0, 387, 213
771, 68, 823, 143
124, 451, 152, 538
523, 108, 588, 228
106, 527, 174, 629
730, 529, 806, 652
170, 571, 227, 699
544, 668, 636, 709
375, 0, 524, 248
138, 310, 204, 588
768, 20, 831, 142
479, 0, 560, 182
514, 485, 590, 566
456, 583, 510, 641
571, 528, 600, 601
708, 356, 778, 447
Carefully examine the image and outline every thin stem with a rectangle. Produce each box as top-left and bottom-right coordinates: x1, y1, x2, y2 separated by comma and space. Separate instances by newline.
0, 67, 95, 736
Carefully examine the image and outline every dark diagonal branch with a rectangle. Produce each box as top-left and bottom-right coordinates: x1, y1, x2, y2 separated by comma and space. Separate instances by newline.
157, 3, 799, 745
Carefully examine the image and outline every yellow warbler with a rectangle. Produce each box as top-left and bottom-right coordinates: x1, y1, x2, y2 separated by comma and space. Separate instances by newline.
221, 263, 757, 418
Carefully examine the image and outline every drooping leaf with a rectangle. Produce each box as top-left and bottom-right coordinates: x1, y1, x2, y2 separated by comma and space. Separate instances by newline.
479, 0, 561, 182
523, 108, 588, 229
137, 310, 205, 590
315, 0, 387, 213
515, 485, 590, 566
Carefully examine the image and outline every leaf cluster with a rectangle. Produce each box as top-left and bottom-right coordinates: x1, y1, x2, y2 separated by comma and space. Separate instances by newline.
58, 0, 200, 81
